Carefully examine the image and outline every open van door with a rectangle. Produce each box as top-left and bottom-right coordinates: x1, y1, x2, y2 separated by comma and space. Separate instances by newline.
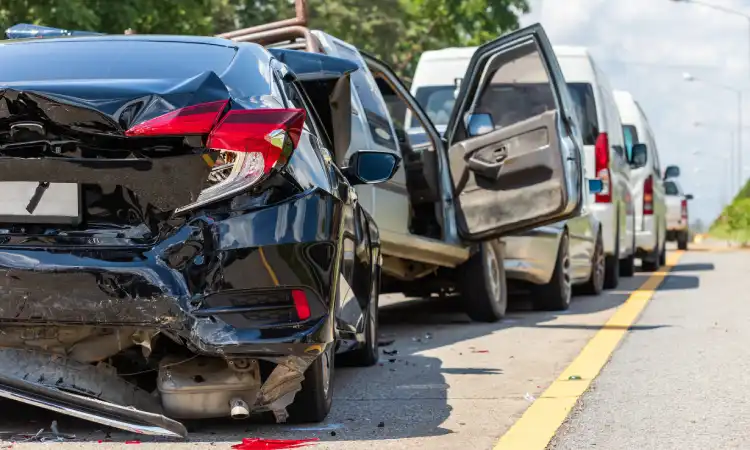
444, 24, 583, 241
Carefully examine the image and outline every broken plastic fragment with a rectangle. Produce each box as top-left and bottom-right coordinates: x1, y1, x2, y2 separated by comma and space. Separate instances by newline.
231, 438, 319, 449
568, 375, 582, 380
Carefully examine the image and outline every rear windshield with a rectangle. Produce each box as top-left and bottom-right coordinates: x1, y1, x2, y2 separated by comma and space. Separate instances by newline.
622, 125, 639, 161
665, 181, 680, 196
567, 83, 599, 145
0, 40, 237, 81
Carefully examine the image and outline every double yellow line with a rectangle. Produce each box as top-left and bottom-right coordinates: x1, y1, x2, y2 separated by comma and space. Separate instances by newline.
494, 251, 684, 449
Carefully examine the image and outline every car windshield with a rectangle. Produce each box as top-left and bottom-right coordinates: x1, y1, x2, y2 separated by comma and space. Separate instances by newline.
665, 180, 680, 195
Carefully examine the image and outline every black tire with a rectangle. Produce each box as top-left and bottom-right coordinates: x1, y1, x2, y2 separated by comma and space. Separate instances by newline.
659, 241, 667, 266
459, 240, 507, 322
287, 344, 334, 423
341, 270, 380, 367
620, 250, 635, 277
578, 230, 605, 295
604, 230, 620, 290
642, 231, 660, 272
677, 231, 689, 250
533, 232, 572, 311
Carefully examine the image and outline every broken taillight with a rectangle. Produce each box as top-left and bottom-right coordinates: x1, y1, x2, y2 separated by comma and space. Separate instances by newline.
125, 101, 306, 212
594, 132, 611, 203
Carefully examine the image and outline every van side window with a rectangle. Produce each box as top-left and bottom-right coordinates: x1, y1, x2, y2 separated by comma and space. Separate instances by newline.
622, 125, 639, 161
332, 43, 399, 152
567, 83, 599, 145
466, 41, 558, 132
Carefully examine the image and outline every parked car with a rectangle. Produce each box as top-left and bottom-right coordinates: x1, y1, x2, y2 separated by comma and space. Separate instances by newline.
229, 19, 587, 320
553, 46, 637, 288
664, 171, 693, 250
614, 90, 667, 270
408, 46, 607, 310
0, 26, 400, 436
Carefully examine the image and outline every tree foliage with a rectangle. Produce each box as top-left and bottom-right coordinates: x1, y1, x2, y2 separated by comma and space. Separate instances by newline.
1, 0, 528, 78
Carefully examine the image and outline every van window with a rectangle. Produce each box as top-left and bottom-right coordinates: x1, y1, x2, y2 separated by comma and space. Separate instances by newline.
665, 181, 680, 196
413, 85, 458, 127
567, 83, 599, 145
623, 124, 639, 161
331, 42, 398, 152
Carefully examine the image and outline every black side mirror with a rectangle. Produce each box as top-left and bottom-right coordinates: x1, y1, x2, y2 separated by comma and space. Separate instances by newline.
630, 143, 648, 169
685, 194, 694, 200
664, 165, 680, 179
467, 113, 495, 137
343, 150, 400, 186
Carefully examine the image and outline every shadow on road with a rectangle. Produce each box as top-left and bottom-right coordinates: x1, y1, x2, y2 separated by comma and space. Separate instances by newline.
0, 256, 708, 445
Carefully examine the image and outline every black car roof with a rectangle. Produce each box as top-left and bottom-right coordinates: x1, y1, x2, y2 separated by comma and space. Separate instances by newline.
1, 34, 241, 49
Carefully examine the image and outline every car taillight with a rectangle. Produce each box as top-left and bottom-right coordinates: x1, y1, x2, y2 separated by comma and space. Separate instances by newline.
124, 100, 229, 137
594, 132, 611, 203
125, 101, 306, 213
291, 289, 311, 321
643, 175, 654, 215
681, 199, 688, 220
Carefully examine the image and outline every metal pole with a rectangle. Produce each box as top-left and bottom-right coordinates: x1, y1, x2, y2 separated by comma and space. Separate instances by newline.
738, 90, 743, 193
730, 131, 736, 196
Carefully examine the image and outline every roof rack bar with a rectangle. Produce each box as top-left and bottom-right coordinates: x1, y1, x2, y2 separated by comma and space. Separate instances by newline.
217, 0, 308, 39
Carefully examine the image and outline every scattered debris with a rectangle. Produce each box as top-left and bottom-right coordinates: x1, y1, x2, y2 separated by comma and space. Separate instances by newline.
524, 392, 536, 403
383, 349, 398, 356
125, 440, 141, 444
424, 333, 433, 340
568, 375, 582, 380
388, 358, 397, 363
472, 350, 490, 354
231, 438, 319, 449
330, 431, 337, 437
377, 422, 385, 428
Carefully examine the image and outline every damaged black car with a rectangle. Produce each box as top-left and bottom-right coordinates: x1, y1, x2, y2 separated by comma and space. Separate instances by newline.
0, 30, 398, 437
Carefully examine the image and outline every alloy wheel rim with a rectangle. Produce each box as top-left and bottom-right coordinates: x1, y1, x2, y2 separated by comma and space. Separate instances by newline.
562, 242, 572, 302
595, 240, 605, 288
485, 244, 502, 303
321, 349, 331, 398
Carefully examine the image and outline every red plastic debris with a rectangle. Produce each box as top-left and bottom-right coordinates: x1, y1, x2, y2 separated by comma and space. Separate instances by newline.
125, 440, 141, 444
231, 438, 319, 449
472, 350, 489, 353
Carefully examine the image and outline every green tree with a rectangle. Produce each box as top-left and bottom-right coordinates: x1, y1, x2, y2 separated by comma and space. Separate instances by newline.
724, 198, 750, 244
2, 0, 528, 78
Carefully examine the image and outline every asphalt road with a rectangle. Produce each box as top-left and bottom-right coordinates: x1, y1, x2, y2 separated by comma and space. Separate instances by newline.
0, 246, 729, 449
551, 248, 748, 450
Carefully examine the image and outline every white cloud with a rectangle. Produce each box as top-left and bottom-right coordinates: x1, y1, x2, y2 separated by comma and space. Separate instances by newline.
521, 0, 750, 222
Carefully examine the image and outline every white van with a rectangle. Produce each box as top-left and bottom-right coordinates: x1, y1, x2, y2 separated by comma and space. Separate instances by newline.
614, 90, 667, 270
552, 46, 636, 287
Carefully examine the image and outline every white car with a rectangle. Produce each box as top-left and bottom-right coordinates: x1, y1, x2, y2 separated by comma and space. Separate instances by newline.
554, 46, 637, 288
407, 46, 607, 309
664, 175, 692, 250
614, 90, 667, 270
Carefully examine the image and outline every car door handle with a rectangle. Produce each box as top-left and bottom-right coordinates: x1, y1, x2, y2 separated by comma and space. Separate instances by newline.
467, 144, 508, 180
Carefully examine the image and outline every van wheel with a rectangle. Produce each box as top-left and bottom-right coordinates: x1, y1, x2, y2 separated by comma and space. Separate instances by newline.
578, 231, 605, 295
604, 232, 620, 290
677, 231, 689, 250
642, 232, 660, 272
659, 242, 667, 266
287, 345, 334, 423
533, 232, 572, 311
459, 240, 507, 322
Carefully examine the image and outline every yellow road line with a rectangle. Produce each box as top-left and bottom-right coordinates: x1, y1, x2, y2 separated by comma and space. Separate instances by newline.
494, 251, 684, 450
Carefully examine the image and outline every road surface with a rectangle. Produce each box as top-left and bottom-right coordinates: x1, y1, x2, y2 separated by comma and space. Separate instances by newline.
0, 245, 739, 449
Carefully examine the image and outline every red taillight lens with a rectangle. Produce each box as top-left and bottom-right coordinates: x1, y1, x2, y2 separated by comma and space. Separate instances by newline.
207, 108, 306, 174
125, 100, 228, 137
643, 175, 654, 215
594, 132, 611, 203
291, 289, 311, 321
681, 199, 688, 220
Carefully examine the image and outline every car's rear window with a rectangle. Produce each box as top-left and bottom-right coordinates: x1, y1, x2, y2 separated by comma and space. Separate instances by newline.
623, 124, 639, 161
567, 82, 599, 145
413, 85, 457, 127
665, 181, 679, 196
0, 40, 237, 81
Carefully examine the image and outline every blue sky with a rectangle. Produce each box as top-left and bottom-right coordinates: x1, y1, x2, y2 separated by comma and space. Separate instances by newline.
520, 0, 750, 225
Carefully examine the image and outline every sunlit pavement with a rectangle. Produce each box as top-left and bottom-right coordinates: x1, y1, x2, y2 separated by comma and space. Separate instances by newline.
0, 245, 734, 449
